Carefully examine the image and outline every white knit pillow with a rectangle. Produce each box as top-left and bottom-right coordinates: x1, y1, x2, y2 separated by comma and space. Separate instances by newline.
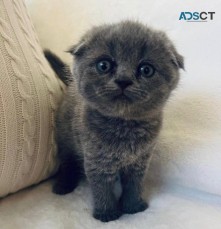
0, 0, 64, 197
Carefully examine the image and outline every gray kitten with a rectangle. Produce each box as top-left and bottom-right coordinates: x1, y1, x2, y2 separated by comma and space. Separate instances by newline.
44, 21, 184, 222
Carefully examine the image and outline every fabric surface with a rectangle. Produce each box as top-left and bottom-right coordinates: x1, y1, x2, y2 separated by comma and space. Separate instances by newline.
0, 0, 64, 197
0, 180, 221, 229
26, 0, 221, 197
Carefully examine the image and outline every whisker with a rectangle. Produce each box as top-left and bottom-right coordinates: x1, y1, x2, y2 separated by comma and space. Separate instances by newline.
96, 87, 119, 96
125, 90, 147, 100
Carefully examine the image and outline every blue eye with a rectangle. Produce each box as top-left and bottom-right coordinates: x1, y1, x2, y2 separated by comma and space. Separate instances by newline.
139, 64, 155, 78
96, 60, 113, 74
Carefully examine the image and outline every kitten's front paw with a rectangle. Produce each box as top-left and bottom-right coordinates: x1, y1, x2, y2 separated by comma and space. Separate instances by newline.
52, 181, 76, 195
93, 209, 122, 222
120, 199, 148, 214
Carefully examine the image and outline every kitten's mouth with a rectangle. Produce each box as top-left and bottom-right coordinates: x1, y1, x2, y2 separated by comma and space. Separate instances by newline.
112, 92, 132, 103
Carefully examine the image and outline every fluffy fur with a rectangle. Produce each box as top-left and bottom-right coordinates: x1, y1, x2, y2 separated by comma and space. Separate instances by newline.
45, 20, 184, 222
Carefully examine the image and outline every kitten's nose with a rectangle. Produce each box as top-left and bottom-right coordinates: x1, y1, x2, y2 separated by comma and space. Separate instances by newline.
114, 79, 133, 90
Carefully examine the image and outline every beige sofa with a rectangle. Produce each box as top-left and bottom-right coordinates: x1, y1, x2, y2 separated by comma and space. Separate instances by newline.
0, 0, 64, 198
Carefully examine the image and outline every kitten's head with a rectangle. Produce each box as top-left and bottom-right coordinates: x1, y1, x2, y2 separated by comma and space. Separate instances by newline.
69, 21, 184, 118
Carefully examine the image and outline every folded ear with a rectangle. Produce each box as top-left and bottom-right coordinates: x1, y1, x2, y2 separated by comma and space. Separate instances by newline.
171, 51, 184, 70
66, 41, 87, 56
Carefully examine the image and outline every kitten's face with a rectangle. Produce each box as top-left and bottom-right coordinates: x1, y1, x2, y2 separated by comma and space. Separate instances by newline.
70, 21, 184, 118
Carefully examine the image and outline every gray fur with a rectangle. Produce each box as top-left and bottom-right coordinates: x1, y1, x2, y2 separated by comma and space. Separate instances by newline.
44, 50, 72, 86
49, 21, 184, 222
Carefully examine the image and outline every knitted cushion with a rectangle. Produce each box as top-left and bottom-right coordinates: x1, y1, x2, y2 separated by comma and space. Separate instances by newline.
0, 0, 64, 197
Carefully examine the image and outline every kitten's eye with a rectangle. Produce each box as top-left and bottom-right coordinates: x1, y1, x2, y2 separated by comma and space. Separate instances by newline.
138, 64, 155, 78
96, 60, 113, 74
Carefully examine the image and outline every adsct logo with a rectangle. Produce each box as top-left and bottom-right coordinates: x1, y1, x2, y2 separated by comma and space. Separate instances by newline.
179, 12, 215, 22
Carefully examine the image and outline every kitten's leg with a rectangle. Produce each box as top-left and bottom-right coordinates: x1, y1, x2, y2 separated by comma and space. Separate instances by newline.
120, 158, 149, 214
86, 168, 122, 222
53, 148, 83, 195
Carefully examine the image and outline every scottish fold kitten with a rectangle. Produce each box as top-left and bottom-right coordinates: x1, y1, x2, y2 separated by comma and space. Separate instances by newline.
45, 20, 184, 222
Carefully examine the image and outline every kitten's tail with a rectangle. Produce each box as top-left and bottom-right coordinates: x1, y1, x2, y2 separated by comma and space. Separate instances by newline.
44, 49, 72, 86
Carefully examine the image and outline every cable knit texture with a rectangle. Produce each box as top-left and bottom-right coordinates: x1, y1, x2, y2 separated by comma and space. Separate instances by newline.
0, 0, 64, 197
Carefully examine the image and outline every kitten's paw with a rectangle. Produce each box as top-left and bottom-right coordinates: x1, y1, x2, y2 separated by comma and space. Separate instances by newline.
52, 182, 76, 195
120, 199, 148, 214
93, 209, 122, 222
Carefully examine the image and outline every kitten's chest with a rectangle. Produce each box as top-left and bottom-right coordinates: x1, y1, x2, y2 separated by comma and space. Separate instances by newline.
86, 110, 158, 154
101, 119, 148, 145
